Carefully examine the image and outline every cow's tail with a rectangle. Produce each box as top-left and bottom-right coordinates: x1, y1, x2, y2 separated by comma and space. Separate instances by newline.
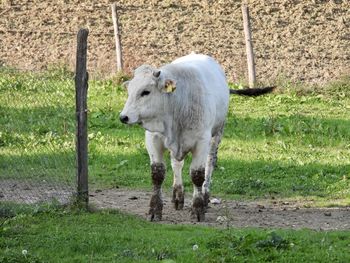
229, 86, 276, 96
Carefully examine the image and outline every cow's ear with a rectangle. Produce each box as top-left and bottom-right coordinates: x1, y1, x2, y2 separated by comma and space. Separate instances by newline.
153, 70, 176, 93
163, 79, 176, 93
122, 80, 130, 90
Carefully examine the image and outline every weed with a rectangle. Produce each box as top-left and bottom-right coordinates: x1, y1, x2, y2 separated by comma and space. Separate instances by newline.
255, 232, 290, 250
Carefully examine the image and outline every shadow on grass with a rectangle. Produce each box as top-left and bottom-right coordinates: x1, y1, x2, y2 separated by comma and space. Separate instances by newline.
0, 104, 138, 141
214, 158, 350, 199
224, 114, 350, 144
90, 151, 350, 200
1, 103, 349, 200
1, 146, 349, 201
0, 105, 75, 135
0, 151, 75, 181
2, 104, 349, 144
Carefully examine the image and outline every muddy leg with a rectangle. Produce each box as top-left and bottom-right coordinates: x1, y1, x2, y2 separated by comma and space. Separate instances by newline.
190, 134, 211, 222
172, 185, 184, 210
145, 131, 166, 221
203, 124, 224, 208
191, 168, 206, 221
171, 155, 184, 210
149, 163, 165, 221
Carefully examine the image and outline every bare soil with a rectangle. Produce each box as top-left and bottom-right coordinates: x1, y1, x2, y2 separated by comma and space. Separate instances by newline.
0, 179, 74, 205
1, 1, 349, 83
90, 188, 350, 230
2, 179, 349, 230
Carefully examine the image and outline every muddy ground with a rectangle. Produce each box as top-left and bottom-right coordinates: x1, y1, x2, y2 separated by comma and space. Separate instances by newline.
0, 180, 350, 230
1, 179, 349, 230
90, 188, 350, 230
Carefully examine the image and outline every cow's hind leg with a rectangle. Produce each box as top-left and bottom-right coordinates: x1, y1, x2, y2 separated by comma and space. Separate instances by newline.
145, 132, 166, 221
190, 134, 211, 222
203, 124, 224, 208
171, 154, 185, 210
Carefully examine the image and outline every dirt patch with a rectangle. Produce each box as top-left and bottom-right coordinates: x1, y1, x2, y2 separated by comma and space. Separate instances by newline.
90, 188, 350, 230
2, 181, 349, 230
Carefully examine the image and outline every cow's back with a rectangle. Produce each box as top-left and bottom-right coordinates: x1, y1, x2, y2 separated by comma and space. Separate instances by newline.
170, 54, 230, 134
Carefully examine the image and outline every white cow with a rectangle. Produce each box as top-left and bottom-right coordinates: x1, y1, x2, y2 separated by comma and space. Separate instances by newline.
120, 53, 273, 221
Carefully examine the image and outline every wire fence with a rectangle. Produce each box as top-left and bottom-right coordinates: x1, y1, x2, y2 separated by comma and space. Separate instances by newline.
0, 68, 76, 205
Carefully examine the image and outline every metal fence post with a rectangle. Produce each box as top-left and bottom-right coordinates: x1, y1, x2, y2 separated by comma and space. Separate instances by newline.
75, 28, 89, 207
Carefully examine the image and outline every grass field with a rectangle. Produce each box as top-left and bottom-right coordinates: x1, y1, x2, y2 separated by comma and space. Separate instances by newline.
2, 68, 349, 201
85, 75, 350, 203
1, 204, 350, 263
1, 68, 350, 262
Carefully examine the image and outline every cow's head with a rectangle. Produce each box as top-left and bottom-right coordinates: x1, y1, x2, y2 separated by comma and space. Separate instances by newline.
119, 65, 176, 129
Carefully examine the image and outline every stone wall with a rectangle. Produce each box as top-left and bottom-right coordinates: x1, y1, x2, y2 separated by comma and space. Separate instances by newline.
0, 0, 349, 83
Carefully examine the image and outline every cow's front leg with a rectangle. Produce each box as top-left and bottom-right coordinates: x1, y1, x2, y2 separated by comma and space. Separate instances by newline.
149, 163, 165, 221
171, 155, 184, 210
190, 136, 210, 222
146, 132, 166, 221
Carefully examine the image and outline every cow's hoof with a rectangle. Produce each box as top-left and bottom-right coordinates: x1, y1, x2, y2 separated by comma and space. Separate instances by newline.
148, 213, 162, 222
174, 198, 184, 210
149, 194, 163, 222
172, 185, 184, 210
192, 196, 205, 222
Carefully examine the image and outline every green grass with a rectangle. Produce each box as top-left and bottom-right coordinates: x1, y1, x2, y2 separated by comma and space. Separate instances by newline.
1, 206, 350, 262
87, 77, 350, 202
0, 67, 75, 185
1, 68, 350, 262
0, 68, 349, 202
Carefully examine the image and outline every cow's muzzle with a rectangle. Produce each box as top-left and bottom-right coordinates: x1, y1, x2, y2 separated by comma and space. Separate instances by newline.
119, 114, 129, 124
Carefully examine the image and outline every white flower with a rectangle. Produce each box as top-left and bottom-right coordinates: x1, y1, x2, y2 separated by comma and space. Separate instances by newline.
22, 250, 28, 256
216, 216, 228, 223
192, 244, 199, 251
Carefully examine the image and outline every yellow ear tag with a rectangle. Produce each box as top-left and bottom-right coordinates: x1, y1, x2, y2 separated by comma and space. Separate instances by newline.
165, 82, 176, 93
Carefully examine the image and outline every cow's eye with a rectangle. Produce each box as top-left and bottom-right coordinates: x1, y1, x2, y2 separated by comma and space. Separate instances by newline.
140, 90, 151, 97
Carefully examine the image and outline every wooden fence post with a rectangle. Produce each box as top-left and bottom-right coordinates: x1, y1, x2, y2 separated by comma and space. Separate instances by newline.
111, 3, 123, 72
242, 4, 256, 88
75, 28, 89, 207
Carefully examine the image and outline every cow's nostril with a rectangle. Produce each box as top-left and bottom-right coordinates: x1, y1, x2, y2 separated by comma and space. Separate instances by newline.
120, 115, 129, 124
